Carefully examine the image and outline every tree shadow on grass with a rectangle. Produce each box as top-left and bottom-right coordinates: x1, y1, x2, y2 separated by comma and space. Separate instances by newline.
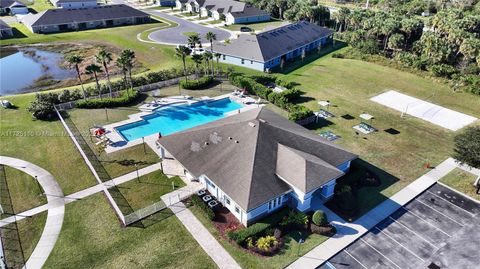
128, 208, 176, 229
104, 159, 155, 167
305, 118, 334, 130
326, 158, 399, 222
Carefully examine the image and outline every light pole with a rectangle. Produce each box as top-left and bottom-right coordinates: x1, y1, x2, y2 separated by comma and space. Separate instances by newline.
135, 164, 140, 183
297, 238, 304, 256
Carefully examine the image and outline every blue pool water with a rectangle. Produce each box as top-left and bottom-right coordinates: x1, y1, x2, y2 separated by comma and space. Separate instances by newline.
117, 98, 243, 141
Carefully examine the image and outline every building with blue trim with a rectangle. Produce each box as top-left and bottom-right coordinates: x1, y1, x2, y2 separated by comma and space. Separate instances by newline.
213, 21, 334, 72
158, 107, 357, 226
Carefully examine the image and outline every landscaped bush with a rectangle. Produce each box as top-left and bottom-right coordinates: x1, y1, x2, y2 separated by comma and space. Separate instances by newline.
256, 235, 278, 252
191, 195, 215, 220
335, 185, 356, 212
288, 105, 314, 121
75, 89, 141, 109
428, 64, 457, 78
180, 76, 214, 89
312, 210, 328, 226
227, 208, 288, 244
279, 210, 308, 229
27, 93, 59, 120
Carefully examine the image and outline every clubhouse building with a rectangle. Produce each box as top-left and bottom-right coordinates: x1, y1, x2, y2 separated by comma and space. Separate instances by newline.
158, 108, 357, 226
22, 4, 150, 34
175, 0, 270, 25
49, 0, 97, 9
213, 21, 334, 72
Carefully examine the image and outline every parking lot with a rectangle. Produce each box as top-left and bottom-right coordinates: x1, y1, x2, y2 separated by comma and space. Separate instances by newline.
320, 183, 480, 269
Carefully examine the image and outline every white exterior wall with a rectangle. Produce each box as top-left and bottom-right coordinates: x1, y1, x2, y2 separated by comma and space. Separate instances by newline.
200, 7, 208, 17
217, 54, 265, 71
229, 14, 270, 24
225, 13, 234, 25
211, 10, 221, 20
57, 1, 97, 8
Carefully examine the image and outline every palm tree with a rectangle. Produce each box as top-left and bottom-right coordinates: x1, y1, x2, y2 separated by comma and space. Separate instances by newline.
214, 52, 221, 76
95, 49, 113, 97
116, 56, 129, 91
203, 51, 213, 76
205, 31, 216, 53
187, 33, 201, 49
176, 45, 192, 82
85, 63, 103, 98
66, 54, 86, 99
120, 49, 135, 90
191, 54, 203, 77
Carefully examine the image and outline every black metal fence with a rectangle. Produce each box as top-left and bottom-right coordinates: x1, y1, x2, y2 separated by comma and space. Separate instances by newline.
0, 165, 25, 269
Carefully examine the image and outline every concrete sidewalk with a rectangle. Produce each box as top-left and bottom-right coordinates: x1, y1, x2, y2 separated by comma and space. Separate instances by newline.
0, 156, 65, 269
287, 158, 459, 269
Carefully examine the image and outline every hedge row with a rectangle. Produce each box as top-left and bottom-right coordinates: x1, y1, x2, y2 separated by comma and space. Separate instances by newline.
227, 209, 289, 245
228, 74, 313, 122
180, 76, 214, 90
75, 89, 140, 109
191, 195, 215, 221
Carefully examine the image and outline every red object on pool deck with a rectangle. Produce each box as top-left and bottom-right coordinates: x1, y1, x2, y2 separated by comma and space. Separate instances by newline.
95, 128, 105, 136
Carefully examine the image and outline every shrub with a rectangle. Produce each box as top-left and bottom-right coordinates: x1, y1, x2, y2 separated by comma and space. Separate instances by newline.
280, 210, 308, 228
256, 236, 278, 252
288, 105, 314, 121
428, 64, 457, 78
180, 76, 214, 90
75, 89, 140, 109
27, 93, 58, 120
191, 195, 215, 220
312, 210, 328, 226
227, 209, 288, 244
335, 185, 356, 212
246, 237, 255, 249
357, 40, 380, 55
331, 53, 345, 58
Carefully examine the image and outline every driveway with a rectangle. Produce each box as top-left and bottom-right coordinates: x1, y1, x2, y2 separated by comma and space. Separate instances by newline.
146, 10, 232, 45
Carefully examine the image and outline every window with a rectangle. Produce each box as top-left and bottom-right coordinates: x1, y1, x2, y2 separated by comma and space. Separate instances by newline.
241, 59, 245, 64
250, 60, 253, 64
225, 197, 231, 205
235, 206, 240, 213
222, 55, 226, 60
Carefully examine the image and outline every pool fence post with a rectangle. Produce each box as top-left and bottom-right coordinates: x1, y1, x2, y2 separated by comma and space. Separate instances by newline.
142, 137, 146, 154
105, 107, 108, 121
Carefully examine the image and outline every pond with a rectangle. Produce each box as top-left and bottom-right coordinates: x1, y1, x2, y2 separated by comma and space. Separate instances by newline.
0, 48, 76, 96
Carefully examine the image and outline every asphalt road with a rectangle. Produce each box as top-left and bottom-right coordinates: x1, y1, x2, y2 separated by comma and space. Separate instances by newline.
146, 10, 232, 45
320, 183, 480, 269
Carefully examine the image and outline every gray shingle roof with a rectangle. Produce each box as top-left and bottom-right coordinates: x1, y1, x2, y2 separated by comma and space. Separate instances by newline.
22, 4, 148, 27
51, 0, 97, 5
0, 0, 24, 8
158, 107, 357, 211
0, 19, 11, 30
213, 21, 333, 62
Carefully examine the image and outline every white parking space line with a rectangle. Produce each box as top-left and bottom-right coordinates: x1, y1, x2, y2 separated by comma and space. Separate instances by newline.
401, 207, 452, 237
388, 216, 439, 250
415, 200, 464, 227
374, 227, 425, 262
344, 250, 368, 269
359, 238, 401, 269
426, 189, 475, 217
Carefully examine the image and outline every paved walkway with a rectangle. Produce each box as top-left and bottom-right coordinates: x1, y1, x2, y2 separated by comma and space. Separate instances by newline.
287, 157, 460, 269
0, 156, 65, 269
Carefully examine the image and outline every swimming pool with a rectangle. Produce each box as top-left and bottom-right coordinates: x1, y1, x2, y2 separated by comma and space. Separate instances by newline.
116, 98, 243, 141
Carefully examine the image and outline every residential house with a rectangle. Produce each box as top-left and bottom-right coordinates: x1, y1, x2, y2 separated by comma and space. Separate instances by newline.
175, 0, 269, 25
0, 19, 13, 38
49, 0, 97, 9
157, 107, 357, 226
213, 21, 334, 71
21, 4, 150, 33
0, 0, 28, 15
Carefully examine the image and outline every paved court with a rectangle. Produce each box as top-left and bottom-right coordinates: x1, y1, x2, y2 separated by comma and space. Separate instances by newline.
320, 183, 480, 269
370, 90, 477, 131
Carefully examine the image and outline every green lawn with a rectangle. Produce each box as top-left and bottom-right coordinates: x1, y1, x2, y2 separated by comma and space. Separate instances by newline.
117, 170, 185, 211
43, 193, 217, 268
67, 107, 160, 178
189, 206, 329, 269
25, 0, 54, 13
3, 166, 46, 213
18, 211, 47, 261
222, 19, 286, 32
0, 94, 98, 195
272, 48, 480, 218
440, 168, 480, 201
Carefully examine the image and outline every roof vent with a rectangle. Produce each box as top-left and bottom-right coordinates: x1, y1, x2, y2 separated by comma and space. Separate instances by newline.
228, 137, 233, 140
248, 122, 256, 127
258, 119, 266, 123
235, 140, 239, 144
204, 142, 209, 146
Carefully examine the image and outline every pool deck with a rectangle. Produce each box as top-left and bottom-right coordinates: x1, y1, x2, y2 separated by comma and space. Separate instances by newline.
102, 93, 261, 154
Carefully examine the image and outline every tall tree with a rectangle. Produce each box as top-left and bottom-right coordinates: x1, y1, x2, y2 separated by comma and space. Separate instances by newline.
205, 31, 217, 53
191, 54, 203, 77
120, 49, 135, 90
66, 55, 86, 99
203, 51, 213, 76
453, 126, 480, 193
95, 49, 113, 97
176, 45, 192, 82
188, 33, 201, 49
85, 63, 103, 98
214, 52, 221, 76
